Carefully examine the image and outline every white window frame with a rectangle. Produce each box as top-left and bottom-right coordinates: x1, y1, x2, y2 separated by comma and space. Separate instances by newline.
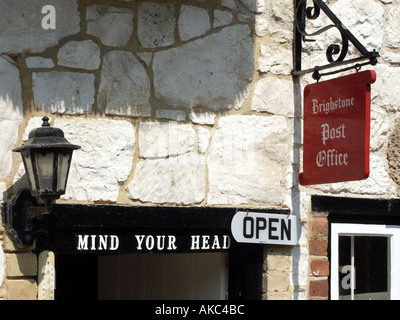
330, 223, 400, 300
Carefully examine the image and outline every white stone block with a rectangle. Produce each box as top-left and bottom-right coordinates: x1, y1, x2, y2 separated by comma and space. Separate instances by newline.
98, 51, 151, 117
251, 77, 294, 116
240, 0, 265, 13
188, 108, 216, 125
179, 5, 211, 41
213, 10, 233, 28
0, 120, 23, 179
221, 0, 236, 10
26, 57, 54, 69
372, 64, 400, 112
0, 57, 23, 179
156, 109, 187, 121
0, 0, 80, 54
198, 127, 210, 154
153, 25, 253, 110
56, 118, 136, 202
330, 0, 384, 51
139, 121, 196, 158
267, 1, 293, 43
207, 115, 290, 206
86, 5, 133, 47
383, 51, 400, 65
310, 154, 396, 196
269, 1, 292, 30
57, 40, 100, 70
255, 12, 268, 37
0, 182, 7, 202
370, 107, 389, 152
258, 44, 292, 75
33, 71, 95, 114
0, 58, 23, 122
126, 154, 206, 205
138, 3, 175, 48
387, 3, 400, 49
22, 117, 49, 141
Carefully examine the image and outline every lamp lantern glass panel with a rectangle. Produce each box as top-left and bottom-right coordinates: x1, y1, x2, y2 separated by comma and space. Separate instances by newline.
57, 151, 72, 192
35, 151, 54, 192
21, 148, 74, 201
22, 151, 36, 195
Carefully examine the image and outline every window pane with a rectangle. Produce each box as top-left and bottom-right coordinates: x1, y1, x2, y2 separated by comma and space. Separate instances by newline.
354, 236, 388, 296
338, 235, 389, 300
338, 236, 351, 297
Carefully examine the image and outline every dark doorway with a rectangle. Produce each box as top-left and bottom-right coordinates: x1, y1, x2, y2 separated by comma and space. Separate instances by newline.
55, 254, 98, 300
53, 246, 263, 300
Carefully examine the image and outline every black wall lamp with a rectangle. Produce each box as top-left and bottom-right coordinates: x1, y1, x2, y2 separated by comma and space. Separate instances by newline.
1, 117, 80, 248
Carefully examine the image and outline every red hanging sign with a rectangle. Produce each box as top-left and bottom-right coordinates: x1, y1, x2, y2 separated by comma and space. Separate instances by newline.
299, 70, 377, 185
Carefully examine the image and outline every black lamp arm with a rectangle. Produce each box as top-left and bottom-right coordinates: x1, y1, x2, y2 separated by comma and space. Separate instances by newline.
1, 188, 51, 248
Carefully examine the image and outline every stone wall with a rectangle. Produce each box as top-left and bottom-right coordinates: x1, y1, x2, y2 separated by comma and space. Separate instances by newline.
0, 0, 400, 300
1, 0, 291, 206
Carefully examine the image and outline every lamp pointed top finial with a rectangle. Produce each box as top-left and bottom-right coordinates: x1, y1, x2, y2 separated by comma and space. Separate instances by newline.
42, 116, 50, 127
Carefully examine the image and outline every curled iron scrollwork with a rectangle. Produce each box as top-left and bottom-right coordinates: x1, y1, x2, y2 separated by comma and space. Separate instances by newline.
293, 0, 379, 77
296, 0, 349, 63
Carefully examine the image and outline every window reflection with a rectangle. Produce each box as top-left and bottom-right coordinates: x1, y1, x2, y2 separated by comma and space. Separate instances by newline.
338, 236, 389, 300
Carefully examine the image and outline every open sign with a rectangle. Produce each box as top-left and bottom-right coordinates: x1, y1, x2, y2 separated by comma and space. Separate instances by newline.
231, 211, 298, 245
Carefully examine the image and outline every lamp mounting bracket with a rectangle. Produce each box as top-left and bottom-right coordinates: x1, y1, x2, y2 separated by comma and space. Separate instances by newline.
1, 188, 50, 248
292, 0, 380, 79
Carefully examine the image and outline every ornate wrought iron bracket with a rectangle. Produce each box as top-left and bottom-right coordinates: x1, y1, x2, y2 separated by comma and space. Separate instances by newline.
1, 188, 51, 248
292, 0, 380, 79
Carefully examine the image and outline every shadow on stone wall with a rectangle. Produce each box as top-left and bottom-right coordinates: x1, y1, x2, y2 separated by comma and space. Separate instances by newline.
0, 0, 257, 116
0, 1, 261, 188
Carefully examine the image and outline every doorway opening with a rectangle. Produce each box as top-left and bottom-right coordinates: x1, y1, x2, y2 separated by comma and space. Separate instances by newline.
98, 252, 228, 300
54, 245, 263, 300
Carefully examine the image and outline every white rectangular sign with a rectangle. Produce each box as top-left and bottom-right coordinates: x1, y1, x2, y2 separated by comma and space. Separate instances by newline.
231, 211, 298, 245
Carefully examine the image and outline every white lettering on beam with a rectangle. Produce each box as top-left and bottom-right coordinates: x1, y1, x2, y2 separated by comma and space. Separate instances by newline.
135, 235, 177, 251
190, 235, 231, 250
77, 234, 119, 251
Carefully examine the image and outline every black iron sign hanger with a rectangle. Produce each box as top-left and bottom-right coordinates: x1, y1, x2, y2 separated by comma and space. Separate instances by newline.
292, 0, 380, 80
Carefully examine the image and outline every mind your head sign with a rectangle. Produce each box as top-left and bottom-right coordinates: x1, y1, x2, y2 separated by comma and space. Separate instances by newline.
299, 70, 377, 185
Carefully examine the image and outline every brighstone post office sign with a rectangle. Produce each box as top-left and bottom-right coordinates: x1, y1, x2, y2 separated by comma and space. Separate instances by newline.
299, 70, 377, 185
